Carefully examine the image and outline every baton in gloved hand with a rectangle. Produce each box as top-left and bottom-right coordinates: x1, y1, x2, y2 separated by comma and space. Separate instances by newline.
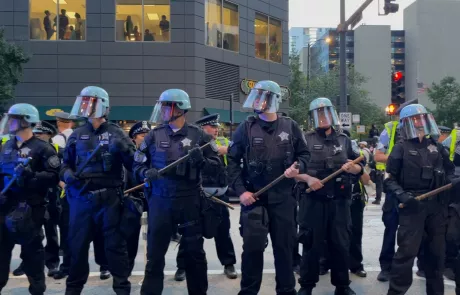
204, 189, 234, 210
398, 178, 460, 208
305, 155, 365, 193
0, 157, 33, 204
124, 141, 213, 195
75, 143, 105, 177
253, 162, 301, 199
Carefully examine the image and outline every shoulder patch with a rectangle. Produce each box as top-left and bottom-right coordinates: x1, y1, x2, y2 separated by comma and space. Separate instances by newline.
48, 155, 61, 169
139, 140, 148, 152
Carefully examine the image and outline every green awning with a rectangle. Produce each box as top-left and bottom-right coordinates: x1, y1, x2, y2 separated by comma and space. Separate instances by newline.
36, 106, 153, 121
203, 108, 250, 124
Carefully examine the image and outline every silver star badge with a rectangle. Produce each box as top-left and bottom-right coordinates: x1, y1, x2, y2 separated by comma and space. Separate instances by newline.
182, 138, 192, 147
19, 147, 31, 156
427, 144, 438, 153
278, 131, 289, 141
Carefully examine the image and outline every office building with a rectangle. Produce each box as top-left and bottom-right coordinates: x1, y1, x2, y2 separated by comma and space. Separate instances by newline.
289, 27, 320, 54
1, 0, 289, 131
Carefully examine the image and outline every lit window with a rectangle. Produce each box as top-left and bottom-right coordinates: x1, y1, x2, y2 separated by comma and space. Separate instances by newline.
255, 13, 281, 63
205, 0, 239, 52
30, 0, 86, 41
116, 0, 170, 42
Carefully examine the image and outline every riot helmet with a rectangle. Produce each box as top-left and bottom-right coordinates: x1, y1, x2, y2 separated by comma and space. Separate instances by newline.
242, 80, 282, 114
149, 89, 191, 124
70, 86, 110, 119
6, 103, 40, 134
309, 97, 340, 130
399, 104, 440, 140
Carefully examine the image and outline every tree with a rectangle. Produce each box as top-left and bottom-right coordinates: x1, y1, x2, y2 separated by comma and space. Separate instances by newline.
0, 30, 29, 113
288, 56, 387, 132
427, 76, 460, 127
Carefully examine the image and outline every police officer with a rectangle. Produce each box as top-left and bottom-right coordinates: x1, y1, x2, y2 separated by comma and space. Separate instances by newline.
374, 99, 420, 282
125, 120, 151, 273
133, 89, 221, 295
61, 86, 134, 295
227, 80, 310, 295
175, 113, 238, 281
295, 97, 363, 295
384, 104, 455, 295
0, 103, 61, 295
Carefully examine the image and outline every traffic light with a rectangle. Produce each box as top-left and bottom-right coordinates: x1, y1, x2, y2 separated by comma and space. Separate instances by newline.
385, 103, 399, 116
384, 0, 399, 15
391, 71, 405, 104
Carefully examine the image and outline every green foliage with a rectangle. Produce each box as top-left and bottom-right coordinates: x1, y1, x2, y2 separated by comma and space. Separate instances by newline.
0, 30, 29, 113
288, 51, 387, 134
427, 76, 460, 127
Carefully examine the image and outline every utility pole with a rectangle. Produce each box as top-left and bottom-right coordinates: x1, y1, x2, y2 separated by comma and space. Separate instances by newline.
339, 0, 347, 112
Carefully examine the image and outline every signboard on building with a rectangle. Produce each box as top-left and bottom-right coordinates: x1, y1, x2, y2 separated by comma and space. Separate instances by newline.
240, 79, 291, 101
45, 108, 65, 116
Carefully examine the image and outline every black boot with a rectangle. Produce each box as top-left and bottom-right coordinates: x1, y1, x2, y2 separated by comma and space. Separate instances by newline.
53, 270, 68, 280
319, 266, 329, 275
297, 287, 313, 295
377, 270, 390, 282
100, 270, 111, 280
334, 286, 356, 295
13, 264, 25, 276
350, 268, 367, 278
444, 268, 455, 280
416, 269, 425, 278
174, 268, 186, 281
48, 267, 59, 277
224, 265, 237, 279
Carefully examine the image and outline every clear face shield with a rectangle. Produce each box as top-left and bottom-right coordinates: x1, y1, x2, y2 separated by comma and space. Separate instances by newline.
401, 113, 440, 140
310, 106, 340, 129
7, 115, 30, 134
242, 89, 277, 114
149, 102, 177, 124
70, 96, 105, 119
0, 115, 8, 136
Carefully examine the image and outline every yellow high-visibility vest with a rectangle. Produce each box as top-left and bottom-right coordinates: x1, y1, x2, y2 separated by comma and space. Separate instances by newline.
376, 121, 398, 171
53, 143, 59, 153
216, 137, 229, 166
449, 129, 458, 162
1, 137, 7, 145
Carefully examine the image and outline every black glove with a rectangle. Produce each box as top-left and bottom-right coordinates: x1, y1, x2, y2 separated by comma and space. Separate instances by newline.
399, 192, 419, 211
14, 164, 34, 179
144, 168, 160, 182
63, 169, 79, 185
189, 146, 204, 166
111, 138, 130, 153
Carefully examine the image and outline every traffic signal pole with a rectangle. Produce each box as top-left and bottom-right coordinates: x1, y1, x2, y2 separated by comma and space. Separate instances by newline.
339, 0, 347, 112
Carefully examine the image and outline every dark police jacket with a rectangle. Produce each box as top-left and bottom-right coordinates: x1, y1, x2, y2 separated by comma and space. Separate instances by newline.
0, 136, 60, 206
132, 123, 221, 198
304, 129, 362, 197
60, 121, 135, 193
227, 115, 310, 204
385, 137, 454, 203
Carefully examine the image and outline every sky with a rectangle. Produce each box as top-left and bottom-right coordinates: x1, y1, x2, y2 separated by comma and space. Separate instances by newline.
289, 0, 416, 29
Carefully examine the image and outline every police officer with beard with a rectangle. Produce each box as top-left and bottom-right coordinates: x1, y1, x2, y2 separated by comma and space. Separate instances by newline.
384, 104, 455, 295
0, 104, 61, 295
227, 80, 310, 295
61, 86, 134, 295
133, 89, 221, 295
296, 98, 363, 295
175, 113, 238, 281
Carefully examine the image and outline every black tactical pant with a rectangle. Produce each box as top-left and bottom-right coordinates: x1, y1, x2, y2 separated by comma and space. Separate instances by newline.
388, 201, 446, 295
93, 228, 109, 272
349, 196, 365, 272
126, 215, 141, 273
177, 195, 236, 269
375, 170, 384, 201
379, 194, 399, 272
141, 194, 207, 295
239, 197, 296, 295
293, 204, 301, 267
66, 188, 131, 295
59, 197, 71, 275
298, 196, 351, 289
0, 212, 46, 295
43, 195, 61, 270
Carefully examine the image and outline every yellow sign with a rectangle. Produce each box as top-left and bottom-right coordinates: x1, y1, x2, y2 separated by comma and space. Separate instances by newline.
46, 108, 65, 116
240, 79, 291, 101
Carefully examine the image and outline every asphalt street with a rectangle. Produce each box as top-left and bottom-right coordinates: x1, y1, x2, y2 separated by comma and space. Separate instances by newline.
2, 186, 457, 294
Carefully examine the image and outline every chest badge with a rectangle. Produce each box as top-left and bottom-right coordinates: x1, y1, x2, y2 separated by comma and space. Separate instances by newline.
278, 131, 289, 141
98, 132, 111, 145
333, 145, 343, 155
181, 138, 192, 147
19, 147, 31, 157
427, 144, 438, 153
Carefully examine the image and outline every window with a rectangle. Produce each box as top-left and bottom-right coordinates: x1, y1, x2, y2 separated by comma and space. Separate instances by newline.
255, 13, 282, 63
30, 0, 86, 41
116, 0, 170, 42
205, 0, 239, 52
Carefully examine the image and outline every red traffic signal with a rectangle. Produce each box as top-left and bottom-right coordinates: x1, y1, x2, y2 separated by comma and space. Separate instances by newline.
385, 103, 399, 116
393, 71, 403, 82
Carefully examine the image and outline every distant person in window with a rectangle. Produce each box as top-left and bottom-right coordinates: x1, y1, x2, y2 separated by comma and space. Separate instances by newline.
133, 26, 141, 41
54, 9, 69, 40
43, 10, 54, 40
74, 13, 82, 40
69, 26, 76, 40
144, 29, 154, 41
125, 15, 133, 41
159, 15, 170, 41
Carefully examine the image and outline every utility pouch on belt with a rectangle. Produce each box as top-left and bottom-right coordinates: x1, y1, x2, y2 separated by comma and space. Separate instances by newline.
421, 166, 434, 180
241, 206, 269, 252
120, 196, 143, 239
201, 192, 221, 239
5, 202, 38, 244
101, 152, 113, 172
